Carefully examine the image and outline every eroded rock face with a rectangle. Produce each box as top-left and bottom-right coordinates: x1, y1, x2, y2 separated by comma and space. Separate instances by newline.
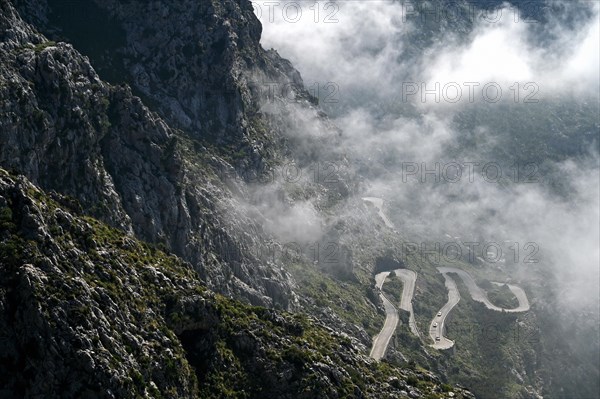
16, 0, 315, 167
2, 0, 369, 315
0, 171, 475, 398
0, 171, 202, 398
1, 0, 298, 308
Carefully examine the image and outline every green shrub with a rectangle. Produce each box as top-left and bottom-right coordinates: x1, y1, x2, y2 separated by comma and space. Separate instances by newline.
33, 41, 56, 52
0, 206, 15, 231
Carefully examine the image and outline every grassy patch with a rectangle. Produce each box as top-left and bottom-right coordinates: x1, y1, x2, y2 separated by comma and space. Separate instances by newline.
486, 284, 519, 309
382, 273, 403, 304
33, 41, 57, 52
284, 262, 384, 337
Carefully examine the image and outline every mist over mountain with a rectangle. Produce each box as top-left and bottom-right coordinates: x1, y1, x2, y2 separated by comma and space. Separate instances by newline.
256, 0, 600, 396
0, 0, 598, 398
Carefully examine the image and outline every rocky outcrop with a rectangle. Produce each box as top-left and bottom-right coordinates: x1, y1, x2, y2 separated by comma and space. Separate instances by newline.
0, 170, 475, 398
15, 0, 319, 168
1, 0, 297, 308
0, 170, 200, 397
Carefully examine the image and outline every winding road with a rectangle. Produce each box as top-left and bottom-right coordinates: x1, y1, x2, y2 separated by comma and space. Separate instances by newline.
364, 197, 531, 357
436, 267, 530, 313
369, 272, 399, 360
369, 269, 419, 360
429, 273, 460, 350
362, 197, 394, 229
430, 267, 531, 349
365, 197, 419, 359
396, 269, 419, 336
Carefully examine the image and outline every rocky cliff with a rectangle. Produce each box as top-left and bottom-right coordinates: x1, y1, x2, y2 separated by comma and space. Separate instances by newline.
0, 169, 475, 398
1, 0, 306, 309
0, 0, 477, 397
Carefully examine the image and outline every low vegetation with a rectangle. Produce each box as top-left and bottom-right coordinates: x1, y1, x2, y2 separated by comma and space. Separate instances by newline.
0, 170, 474, 398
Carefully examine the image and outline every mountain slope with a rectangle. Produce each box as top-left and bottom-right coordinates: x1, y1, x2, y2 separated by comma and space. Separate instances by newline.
1, 0, 299, 308
0, 169, 475, 398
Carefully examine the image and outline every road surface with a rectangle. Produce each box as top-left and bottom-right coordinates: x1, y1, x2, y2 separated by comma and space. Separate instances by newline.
395, 269, 419, 336
370, 269, 419, 359
362, 197, 394, 228
431, 267, 531, 349
437, 267, 530, 312
370, 272, 398, 360
429, 273, 460, 350
362, 198, 531, 354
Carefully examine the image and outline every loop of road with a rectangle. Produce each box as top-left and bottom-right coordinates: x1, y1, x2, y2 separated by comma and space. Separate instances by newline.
429, 267, 530, 350
363, 198, 531, 358
369, 269, 418, 360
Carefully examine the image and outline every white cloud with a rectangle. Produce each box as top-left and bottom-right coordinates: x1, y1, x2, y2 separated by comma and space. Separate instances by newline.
420, 2, 600, 106
254, 0, 408, 103
253, 0, 600, 311
256, 0, 600, 110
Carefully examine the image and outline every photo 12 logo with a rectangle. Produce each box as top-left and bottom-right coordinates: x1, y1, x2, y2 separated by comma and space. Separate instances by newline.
400, 241, 540, 265
246, 240, 349, 265
400, 1, 546, 24
252, 1, 545, 25
252, 1, 340, 23
401, 82, 540, 104
249, 80, 339, 105
398, 162, 541, 184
